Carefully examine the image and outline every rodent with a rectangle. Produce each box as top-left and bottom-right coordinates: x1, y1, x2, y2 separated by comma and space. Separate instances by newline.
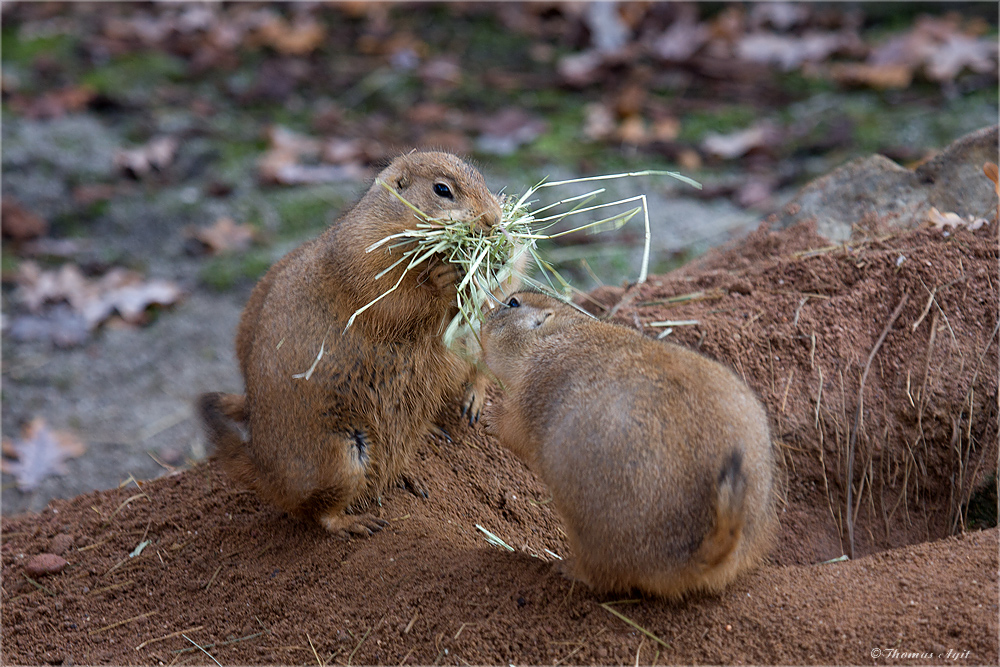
199, 151, 510, 537
479, 291, 777, 598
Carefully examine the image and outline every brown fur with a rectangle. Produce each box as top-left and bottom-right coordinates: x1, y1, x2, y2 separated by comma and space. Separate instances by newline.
198, 152, 508, 536
480, 292, 777, 598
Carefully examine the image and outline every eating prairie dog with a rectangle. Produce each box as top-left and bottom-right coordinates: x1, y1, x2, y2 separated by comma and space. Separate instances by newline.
479, 291, 777, 598
199, 151, 517, 537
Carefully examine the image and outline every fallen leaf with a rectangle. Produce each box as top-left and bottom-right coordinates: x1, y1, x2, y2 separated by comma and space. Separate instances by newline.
582, 102, 615, 141
651, 7, 709, 62
1, 198, 49, 241
984, 163, 999, 189
924, 33, 997, 82
255, 14, 326, 56
867, 15, 997, 85
749, 2, 809, 31
419, 56, 462, 90
926, 207, 988, 233
14, 261, 185, 331
260, 161, 366, 186
736, 31, 854, 71
926, 206, 966, 229
557, 50, 604, 87
475, 108, 547, 156
114, 136, 178, 179
829, 63, 913, 89
257, 125, 367, 185
983, 163, 999, 209
188, 217, 256, 255
584, 1, 630, 54
652, 117, 681, 142
266, 125, 322, 157
617, 116, 648, 145
702, 122, 780, 159
1, 418, 87, 492
677, 148, 703, 172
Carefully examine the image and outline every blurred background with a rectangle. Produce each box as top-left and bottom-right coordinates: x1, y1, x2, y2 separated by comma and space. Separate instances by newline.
2, 1, 997, 514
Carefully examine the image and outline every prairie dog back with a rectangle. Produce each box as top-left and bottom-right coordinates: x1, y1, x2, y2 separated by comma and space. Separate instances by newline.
480, 292, 777, 598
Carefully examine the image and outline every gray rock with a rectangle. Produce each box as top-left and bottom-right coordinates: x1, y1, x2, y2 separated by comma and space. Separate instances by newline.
771, 125, 998, 240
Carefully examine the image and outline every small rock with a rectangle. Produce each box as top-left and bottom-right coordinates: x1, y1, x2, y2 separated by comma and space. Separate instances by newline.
25, 553, 68, 577
49, 534, 74, 556
729, 280, 753, 295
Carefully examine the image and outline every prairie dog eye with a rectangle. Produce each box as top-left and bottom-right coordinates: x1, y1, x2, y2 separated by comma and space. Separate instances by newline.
507, 297, 520, 308
433, 183, 453, 199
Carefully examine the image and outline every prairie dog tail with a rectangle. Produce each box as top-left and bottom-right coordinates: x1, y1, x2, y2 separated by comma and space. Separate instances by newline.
694, 450, 748, 572
197, 392, 257, 488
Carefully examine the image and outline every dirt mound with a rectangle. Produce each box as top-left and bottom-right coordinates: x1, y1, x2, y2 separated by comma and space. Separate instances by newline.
3, 221, 998, 665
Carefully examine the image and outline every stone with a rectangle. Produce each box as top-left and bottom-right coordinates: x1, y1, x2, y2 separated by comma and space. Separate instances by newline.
24, 553, 68, 577
771, 125, 998, 241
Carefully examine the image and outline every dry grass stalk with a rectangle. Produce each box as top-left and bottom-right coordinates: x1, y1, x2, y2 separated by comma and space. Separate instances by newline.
845, 292, 908, 558
599, 602, 670, 648
136, 625, 205, 651
89, 611, 158, 636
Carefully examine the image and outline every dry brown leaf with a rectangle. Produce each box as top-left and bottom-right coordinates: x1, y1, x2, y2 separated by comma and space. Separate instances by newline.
617, 116, 648, 146
582, 102, 615, 142
702, 122, 780, 159
1, 198, 49, 241
926, 206, 968, 230
867, 15, 997, 85
829, 62, 913, 89
652, 117, 681, 142
255, 15, 325, 56
14, 261, 184, 330
983, 162, 999, 195
926, 207, 989, 233
189, 217, 256, 255
1, 418, 87, 491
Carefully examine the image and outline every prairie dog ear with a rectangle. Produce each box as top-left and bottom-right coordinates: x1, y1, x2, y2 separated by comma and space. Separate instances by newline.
395, 169, 412, 190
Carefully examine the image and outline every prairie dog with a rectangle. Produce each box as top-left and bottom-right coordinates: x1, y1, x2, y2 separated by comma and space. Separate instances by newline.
480, 291, 777, 598
199, 151, 513, 537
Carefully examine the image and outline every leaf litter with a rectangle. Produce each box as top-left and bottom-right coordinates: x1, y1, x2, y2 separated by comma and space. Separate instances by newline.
10, 261, 185, 346
1, 418, 87, 492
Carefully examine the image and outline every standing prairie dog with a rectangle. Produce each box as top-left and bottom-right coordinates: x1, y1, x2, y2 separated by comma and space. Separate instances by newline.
480, 292, 777, 598
199, 151, 516, 537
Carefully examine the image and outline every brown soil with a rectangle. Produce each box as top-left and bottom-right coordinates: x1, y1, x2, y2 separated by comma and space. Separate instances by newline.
3, 221, 998, 666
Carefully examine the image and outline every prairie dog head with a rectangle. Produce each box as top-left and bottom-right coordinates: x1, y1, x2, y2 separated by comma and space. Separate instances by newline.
370, 151, 502, 235
480, 291, 586, 385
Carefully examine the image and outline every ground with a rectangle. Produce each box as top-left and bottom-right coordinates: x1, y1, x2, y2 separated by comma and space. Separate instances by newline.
2, 219, 997, 665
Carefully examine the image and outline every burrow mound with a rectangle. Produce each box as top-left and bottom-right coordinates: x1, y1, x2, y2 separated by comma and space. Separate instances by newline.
2, 221, 998, 665
586, 220, 998, 563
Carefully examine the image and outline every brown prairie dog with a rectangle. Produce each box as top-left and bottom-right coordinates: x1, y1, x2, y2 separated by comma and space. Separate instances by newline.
199, 151, 515, 537
480, 291, 777, 598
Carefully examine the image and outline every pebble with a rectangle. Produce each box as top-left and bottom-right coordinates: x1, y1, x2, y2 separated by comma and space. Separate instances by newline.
25, 553, 68, 577
49, 533, 74, 556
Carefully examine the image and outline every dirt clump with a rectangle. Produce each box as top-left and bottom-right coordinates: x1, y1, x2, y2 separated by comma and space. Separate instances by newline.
2, 220, 997, 665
